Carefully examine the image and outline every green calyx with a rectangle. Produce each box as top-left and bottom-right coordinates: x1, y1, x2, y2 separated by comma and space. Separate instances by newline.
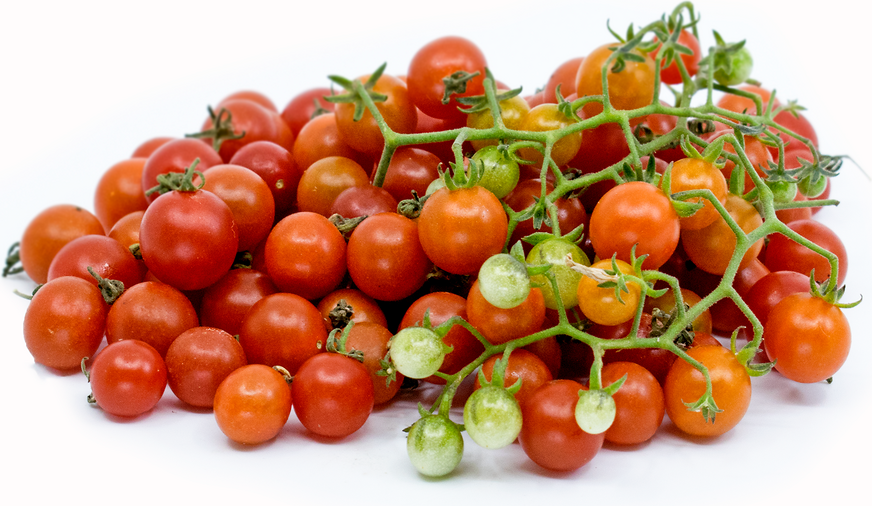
87, 266, 124, 305
144, 158, 205, 197
442, 69, 481, 105
325, 321, 366, 363
326, 63, 389, 122
3, 241, 22, 277
185, 106, 245, 152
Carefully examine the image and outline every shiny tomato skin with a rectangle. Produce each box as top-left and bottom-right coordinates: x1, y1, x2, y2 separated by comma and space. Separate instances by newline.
264, 212, 346, 300
653, 29, 701, 84
343, 322, 403, 404
292, 112, 364, 172
165, 326, 248, 408
140, 188, 238, 292
280, 87, 337, 138
519, 380, 604, 472
764, 219, 848, 286
201, 98, 294, 162
602, 361, 665, 445
19, 204, 105, 285
334, 73, 417, 156
664, 345, 751, 437
201, 164, 275, 252
474, 349, 553, 408
93, 158, 149, 232
229, 140, 302, 214
681, 193, 763, 276
317, 288, 388, 329
46, 234, 144, 290
589, 181, 680, 270
213, 364, 293, 445
764, 293, 851, 383
199, 268, 279, 337
347, 212, 432, 302
380, 146, 442, 203
407, 36, 487, 125
88, 340, 167, 418
576, 43, 656, 118
467, 279, 546, 346
330, 184, 398, 219
23, 276, 108, 371
292, 353, 374, 438
543, 57, 584, 104
417, 186, 508, 275
296, 156, 370, 217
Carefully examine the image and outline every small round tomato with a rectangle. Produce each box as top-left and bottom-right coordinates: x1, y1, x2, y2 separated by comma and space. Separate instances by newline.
526, 237, 589, 310
517, 103, 582, 168
199, 268, 279, 338
19, 204, 105, 285
296, 156, 370, 217
601, 361, 665, 445
292, 352, 374, 438
407, 35, 487, 126
464, 384, 523, 449
467, 279, 545, 346
199, 98, 293, 162
518, 380, 604, 472
46, 234, 144, 290
669, 157, 728, 230
165, 326, 247, 408
140, 138, 222, 204
216, 90, 277, 112
347, 212, 432, 302
589, 181, 680, 270
576, 43, 656, 118
764, 293, 850, 383
132, 137, 173, 158
764, 219, 848, 286
504, 179, 588, 255
201, 164, 275, 252
470, 145, 520, 199
334, 72, 417, 156
330, 184, 397, 218
280, 86, 337, 138
417, 185, 507, 275
229, 140, 303, 214
93, 158, 149, 232
343, 322, 402, 405
88, 340, 167, 418
23, 276, 108, 371
380, 146, 442, 202
474, 349, 553, 408
292, 112, 365, 172
653, 29, 701, 84
664, 345, 751, 437
466, 92, 530, 152
406, 414, 464, 477
317, 288, 388, 329
543, 57, 584, 103
264, 212, 346, 300
577, 258, 641, 327
213, 364, 292, 445
681, 193, 763, 275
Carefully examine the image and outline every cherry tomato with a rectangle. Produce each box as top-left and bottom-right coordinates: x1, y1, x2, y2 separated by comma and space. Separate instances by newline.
165, 326, 248, 408
681, 193, 763, 275
292, 352, 374, 438
417, 185, 507, 275
380, 146, 442, 203
764, 219, 848, 286
764, 293, 851, 383
466, 92, 530, 152
518, 380, 604, 472
93, 158, 149, 232
517, 103, 582, 168
132, 137, 173, 158
264, 212, 346, 300
474, 349, 553, 408
213, 364, 292, 445
653, 29, 701, 84
590, 181, 680, 270
601, 361, 665, 445
343, 322, 402, 405
407, 36, 487, 126
296, 156, 370, 217
229, 140, 303, 214
330, 184, 398, 218
217, 90, 277, 112
317, 288, 388, 329
664, 345, 751, 437
46, 234, 144, 290
238, 292, 327, 375
140, 138, 222, 204
107, 211, 144, 251
105, 281, 199, 357
23, 276, 108, 371
347, 212, 432, 301
669, 157, 728, 230
504, 179, 588, 256
334, 72, 417, 156
19, 204, 105, 284
88, 340, 167, 418
467, 279, 545, 346
201, 164, 275, 252
543, 57, 584, 104
577, 258, 641, 327
199, 268, 279, 337
576, 43, 656, 118
292, 112, 366, 171
280, 87, 337, 138
199, 98, 294, 162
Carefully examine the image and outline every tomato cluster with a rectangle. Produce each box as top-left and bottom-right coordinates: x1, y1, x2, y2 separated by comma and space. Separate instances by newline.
8, 1, 857, 478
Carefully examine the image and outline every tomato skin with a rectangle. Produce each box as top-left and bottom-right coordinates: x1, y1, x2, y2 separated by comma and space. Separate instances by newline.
664, 345, 751, 437
217, 90, 277, 112
292, 353, 374, 437
292, 113, 365, 172
681, 193, 763, 276
23, 276, 108, 371
601, 361, 665, 445
417, 186, 508, 275
330, 184, 398, 219
317, 288, 388, 329
93, 158, 149, 232
132, 137, 173, 158
229, 140, 302, 214
199, 268, 279, 337
407, 36, 487, 125
296, 156, 370, 217
334, 73, 417, 156
474, 349, 553, 408
46, 234, 144, 290
347, 212, 432, 302
467, 279, 546, 346
213, 364, 292, 445
518, 380, 604, 472
764, 293, 851, 383
88, 340, 167, 418
653, 29, 701, 84
105, 281, 199, 357
280, 87, 336, 139
517, 103, 582, 168
201, 164, 275, 252
504, 179, 588, 256
576, 43, 656, 118
201, 98, 294, 162
669, 157, 728, 231
140, 189, 239, 291
399, 292, 484, 384
19, 204, 105, 285
238, 293, 327, 375
466, 92, 530, 152
543, 57, 584, 104
165, 326, 248, 408
380, 146, 442, 203
764, 219, 848, 286
577, 259, 642, 327
589, 181, 680, 270
264, 212, 346, 300
343, 322, 402, 404
140, 138, 223, 204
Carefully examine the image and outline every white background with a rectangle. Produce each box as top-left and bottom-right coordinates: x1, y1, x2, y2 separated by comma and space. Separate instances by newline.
1, 1, 870, 504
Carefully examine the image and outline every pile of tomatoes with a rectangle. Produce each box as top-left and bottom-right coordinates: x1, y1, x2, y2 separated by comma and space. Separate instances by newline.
6, 1, 856, 478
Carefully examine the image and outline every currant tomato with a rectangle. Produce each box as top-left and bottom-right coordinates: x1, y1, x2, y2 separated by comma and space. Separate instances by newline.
330, 184, 397, 219
463, 385, 523, 449
165, 326, 247, 408
504, 179, 588, 256
347, 212, 432, 302
292, 353, 374, 438
417, 185, 508, 275
664, 345, 751, 437
406, 414, 464, 477
407, 35, 487, 126
764, 293, 851, 383
292, 112, 365, 172
526, 237, 589, 310
213, 364, 293, 445
88, 340, 167, 418
23, 276, 108, 371
577, 258, 641, 327
519, 380, 604, 472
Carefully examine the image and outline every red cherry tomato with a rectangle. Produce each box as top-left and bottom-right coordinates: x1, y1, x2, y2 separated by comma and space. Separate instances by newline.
292, 353, 374, 438
88, 340, 167, 418
165, 326, 248, 408
213, 364, 293, 445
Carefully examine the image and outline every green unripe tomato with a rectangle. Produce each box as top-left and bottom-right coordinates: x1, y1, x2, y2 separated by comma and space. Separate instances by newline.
390, 327, 447, 379
798, 174, 827, 198
426, 176, 446, 196
714, 46, 753, 86
575, 389, 616, 435
766, 179, 798, 203
471, 145, 520, 199
526, 237, 589, 310
477, 253, 531, 309
463, 385, 523, 449
406, 414, 464, 477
